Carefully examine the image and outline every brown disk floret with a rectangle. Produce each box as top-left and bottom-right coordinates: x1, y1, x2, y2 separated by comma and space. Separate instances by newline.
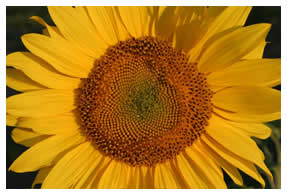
77, 36, 213, 167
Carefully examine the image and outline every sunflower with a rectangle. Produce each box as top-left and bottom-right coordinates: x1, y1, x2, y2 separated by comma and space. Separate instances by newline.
6, 6, 281, 189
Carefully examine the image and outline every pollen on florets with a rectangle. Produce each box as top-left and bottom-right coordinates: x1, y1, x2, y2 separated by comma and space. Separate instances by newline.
76, 36, 213, 167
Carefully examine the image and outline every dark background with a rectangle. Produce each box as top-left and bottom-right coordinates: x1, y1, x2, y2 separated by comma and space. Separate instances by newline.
6, 6, 281, 189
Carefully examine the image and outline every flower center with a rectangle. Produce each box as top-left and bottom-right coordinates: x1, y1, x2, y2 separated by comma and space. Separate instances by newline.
76, 36, 213, 166
123, 79, 167, 121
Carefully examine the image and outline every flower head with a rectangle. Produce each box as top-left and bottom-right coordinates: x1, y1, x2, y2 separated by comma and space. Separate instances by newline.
7, 6, 281, 189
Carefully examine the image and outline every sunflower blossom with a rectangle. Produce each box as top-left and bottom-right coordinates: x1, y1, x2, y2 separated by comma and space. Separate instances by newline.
6, 6, 281, 189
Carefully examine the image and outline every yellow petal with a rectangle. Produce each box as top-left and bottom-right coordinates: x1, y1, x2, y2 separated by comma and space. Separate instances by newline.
17, 113, 80, 135
7, 89, 75, 117
30, 16, 62, 38
154, 160, 184, 189
117, 6, 150, 38
213, 86, 281, 117
127, 167, 142, 188
202, 7, 227, 25
145, 167, 155, 188
175, 7, 207, 26
81, 156, 112, 188
48, 6, 107, 57
198, 23, 271, 72
174, 20, 202, 52
21, 33, 93, 78
185, 145, 227, 189
126, 166, 154, 189
32, 167, 52, 188
189, 6, 251, 61
11, 128, 49, 147
155, 6, 177, 41
6, 114, 18, 126
148, 7, 161, 37
214, 107, 280, 123
86, 7, 129, 45
174, 7, 224, 52
42, 28, 49, 36
202, 134, 266, 187
224, 121, 272, 139
73, 153, 105, 189
243, 41, 267, 59
205, 6, 251, 33
42, 142, 100, 189
6, 68, 45, 92
9, 133, 85, 173
127, 166, 153, 189
97, 159, 131, 189
206, 115, 272, 179
208, 59, 281, 88
7, 52, 81, 89
146, 6, 158, 37
196, 139, 243, 186
87, 162, 153, 189
175, 153, 208, 188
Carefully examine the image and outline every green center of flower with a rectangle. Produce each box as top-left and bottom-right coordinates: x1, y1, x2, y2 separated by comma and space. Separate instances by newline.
76, 36, 213, 167
123, 79, 162, 120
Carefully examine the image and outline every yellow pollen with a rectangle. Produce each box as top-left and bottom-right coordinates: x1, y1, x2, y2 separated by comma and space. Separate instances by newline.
76, 36, 213, 167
